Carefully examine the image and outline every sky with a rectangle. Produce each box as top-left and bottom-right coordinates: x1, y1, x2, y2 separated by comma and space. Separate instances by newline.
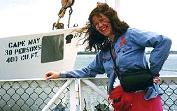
0, 0, 177, 50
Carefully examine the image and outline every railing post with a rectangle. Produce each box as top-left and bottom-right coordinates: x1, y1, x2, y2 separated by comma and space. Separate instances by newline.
42, 79, 73, 111
69, 79, 80, 111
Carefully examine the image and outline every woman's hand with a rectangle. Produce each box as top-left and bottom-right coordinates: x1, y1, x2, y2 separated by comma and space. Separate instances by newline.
45, 71, 60, 80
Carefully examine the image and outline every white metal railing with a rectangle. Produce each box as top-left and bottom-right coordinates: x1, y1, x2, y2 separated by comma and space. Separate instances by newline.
0, 76, 177, 111
42, 79, 73, 111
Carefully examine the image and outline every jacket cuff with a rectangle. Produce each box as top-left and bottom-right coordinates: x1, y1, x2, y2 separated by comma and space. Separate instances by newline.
59, 72, 74, 78
59, 74, 67, 78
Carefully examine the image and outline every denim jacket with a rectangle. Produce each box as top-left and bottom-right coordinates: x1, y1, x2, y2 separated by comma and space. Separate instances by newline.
60, 28, 172, 99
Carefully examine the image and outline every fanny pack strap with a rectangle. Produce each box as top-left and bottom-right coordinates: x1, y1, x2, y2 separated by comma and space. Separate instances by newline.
109, 44, 121, 79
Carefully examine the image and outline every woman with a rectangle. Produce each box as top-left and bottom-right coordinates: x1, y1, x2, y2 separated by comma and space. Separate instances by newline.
45, 3, 172, 111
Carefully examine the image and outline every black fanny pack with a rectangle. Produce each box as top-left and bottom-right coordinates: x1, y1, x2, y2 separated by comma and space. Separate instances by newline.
109, 45, 153, 92
118, 69, 153, 92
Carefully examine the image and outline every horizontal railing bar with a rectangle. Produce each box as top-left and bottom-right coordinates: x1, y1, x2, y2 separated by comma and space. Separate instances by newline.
0, 75, 177, 82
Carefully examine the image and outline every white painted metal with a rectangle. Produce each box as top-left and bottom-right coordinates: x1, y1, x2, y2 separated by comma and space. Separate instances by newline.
42, 79, 73, 111
1, 77, 177, 110
0, 28, 80, 80
114, 0, 120, 13
78, 79, 82, 111
69, 79, 79, 111
81, 79, 108, 100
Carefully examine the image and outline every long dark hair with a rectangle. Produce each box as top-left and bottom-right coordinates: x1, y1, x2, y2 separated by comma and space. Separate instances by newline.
84, 3, 129, 52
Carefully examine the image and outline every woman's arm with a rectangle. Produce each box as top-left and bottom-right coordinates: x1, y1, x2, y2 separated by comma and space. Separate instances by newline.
129, 28, 172, 76
45, 52, 105, 80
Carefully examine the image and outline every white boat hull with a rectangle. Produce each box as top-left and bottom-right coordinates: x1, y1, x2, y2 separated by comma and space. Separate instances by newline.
0, 28, 79, 80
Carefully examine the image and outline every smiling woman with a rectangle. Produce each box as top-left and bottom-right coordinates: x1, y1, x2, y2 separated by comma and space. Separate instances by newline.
94, 15, 112, 35
92, 14, 114, 39
44, 3, 172, 111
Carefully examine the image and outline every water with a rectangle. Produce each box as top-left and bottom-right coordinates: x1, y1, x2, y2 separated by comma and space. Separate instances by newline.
74, 54, 177, 76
